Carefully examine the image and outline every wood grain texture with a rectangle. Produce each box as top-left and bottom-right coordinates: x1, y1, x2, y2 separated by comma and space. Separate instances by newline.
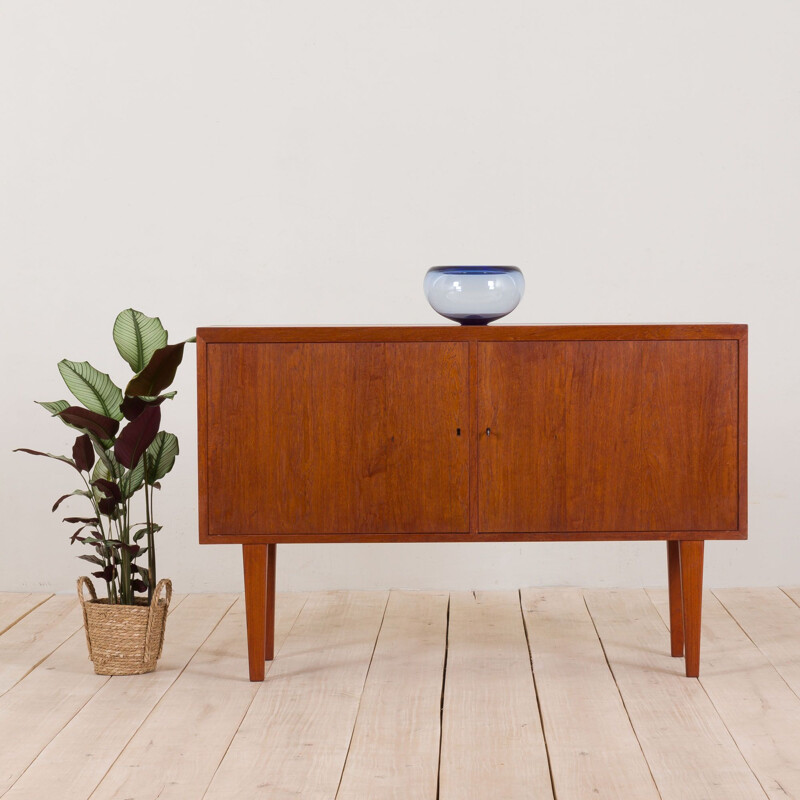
88, 593, 308, 800
738, 331, 748, 535
0, 593, 52, 637
680, 540, 704, 677
198, 325, 746, 544
667, 541, 684, 657
336, 591, 448, 800
205, 342, 469, 536
714, 587, 800, 700
265, 543, 276, 660
468, 340, 479, 536
3, 594, 236, 800
200, 529, 746, 544
0, 627, 109, 795
478, 342, 567, 532
198, 324, 747, 343
651, 589, 800, 799
0, 596, 81, 697
0, 595, 185, 796
521, 588, 660, 800
566, 341, 644, 531
584, 589, 765, 800
203, 591, 388, 800
439, 591, 553, 800
242, 544, 266, 680
641, 341, 738, 530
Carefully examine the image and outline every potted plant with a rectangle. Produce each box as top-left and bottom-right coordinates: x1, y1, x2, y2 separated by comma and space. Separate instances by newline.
15, 309, 193, 675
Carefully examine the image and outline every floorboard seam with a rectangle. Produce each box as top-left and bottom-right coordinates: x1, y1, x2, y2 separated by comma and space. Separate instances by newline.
0, 594, 54, 637
332, 591, 390, 800
518, 589, 558, 800
1, 615, 85, 699
4, 595, 194, 799
642, 590, 771, 800
85, 595, 237, 800
434, 593, 450, 800
711, 589, 800, 703
199, 593, 310, 800
778, 587, 800, 610
1, 668, 113, 796
582, 590, 663, 800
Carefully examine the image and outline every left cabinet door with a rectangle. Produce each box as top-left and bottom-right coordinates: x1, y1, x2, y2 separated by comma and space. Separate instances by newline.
204, 341, 470, 536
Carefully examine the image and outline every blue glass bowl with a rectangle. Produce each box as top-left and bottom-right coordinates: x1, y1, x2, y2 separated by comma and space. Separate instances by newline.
423, 266, 525, 325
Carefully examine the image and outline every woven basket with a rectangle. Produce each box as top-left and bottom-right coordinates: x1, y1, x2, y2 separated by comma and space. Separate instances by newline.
78, 576, 172, 676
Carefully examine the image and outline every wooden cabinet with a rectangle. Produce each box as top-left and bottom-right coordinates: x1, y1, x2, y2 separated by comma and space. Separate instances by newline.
477, 340, 739, 533
205, 341, 469, 536
197, 325, 747, 680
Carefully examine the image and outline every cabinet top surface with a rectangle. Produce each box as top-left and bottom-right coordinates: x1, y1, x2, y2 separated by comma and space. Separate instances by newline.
197, 323, 747, 343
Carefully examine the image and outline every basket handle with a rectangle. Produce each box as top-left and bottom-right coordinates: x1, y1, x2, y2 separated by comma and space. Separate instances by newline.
144, 578, 172, 662
77, 576, 97, 607
77, 577, 97, 661
151, 578, 172, 609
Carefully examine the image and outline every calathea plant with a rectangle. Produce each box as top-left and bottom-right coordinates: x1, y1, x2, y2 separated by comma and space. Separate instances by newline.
15, 310, 194, 604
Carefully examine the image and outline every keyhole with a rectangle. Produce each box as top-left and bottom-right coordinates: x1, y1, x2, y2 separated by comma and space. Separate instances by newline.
456, 428, 461, 436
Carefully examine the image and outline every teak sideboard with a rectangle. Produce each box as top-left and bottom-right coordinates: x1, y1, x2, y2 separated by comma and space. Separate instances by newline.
197, 324, 747, 681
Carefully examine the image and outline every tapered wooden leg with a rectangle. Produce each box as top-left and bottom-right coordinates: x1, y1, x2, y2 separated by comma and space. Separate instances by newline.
667, 541, 684, 657
242, 544, 267, 681
265, 543, 276, 661
680, 540, 704, 678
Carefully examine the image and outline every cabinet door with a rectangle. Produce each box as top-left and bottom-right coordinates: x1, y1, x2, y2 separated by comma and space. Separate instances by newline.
478, 342, 568, 532
205, 342, 469, 536
478, 340, 739, 533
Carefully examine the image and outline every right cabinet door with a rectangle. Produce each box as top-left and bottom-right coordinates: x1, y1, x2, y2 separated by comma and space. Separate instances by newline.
478, 340, 739, 533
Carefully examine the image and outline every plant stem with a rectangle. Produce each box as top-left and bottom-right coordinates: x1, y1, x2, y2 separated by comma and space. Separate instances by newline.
80, 474, 115, 602
143, 454, 156, 603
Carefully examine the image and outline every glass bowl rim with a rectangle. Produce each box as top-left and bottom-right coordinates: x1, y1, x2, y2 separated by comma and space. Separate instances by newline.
426, 265, 522, 276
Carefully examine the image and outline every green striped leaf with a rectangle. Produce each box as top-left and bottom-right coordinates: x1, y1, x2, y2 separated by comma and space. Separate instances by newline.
35, 399, 73, 429
145, 431, 179, 484
113, 309, 168, 373
92, 449, 144, 500
57, 360, 124, 421
35, 399, 70, 416
121, 457, 145, 498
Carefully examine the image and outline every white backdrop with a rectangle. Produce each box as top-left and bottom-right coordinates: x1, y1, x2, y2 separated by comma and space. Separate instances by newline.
1, 1, 798, 593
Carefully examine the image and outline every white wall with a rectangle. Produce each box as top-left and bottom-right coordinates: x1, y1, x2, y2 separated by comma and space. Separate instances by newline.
1, 1, 798, 593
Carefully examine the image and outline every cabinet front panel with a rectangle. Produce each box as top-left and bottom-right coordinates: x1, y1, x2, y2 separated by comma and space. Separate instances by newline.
478, 342, 568, 532
640, 340, 738, 530
205, 342, 469, 535
478, 340, 739, 533
566, 342, 645, 531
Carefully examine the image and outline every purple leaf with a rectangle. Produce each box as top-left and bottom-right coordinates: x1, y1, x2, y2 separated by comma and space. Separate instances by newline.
125, 342, 186, 398
52, 494, 72, 512
131, 579, 148, 594
58, 407, 119, 441
52, 490, 89, 512
70, 525, 98, 543
114, 406, 160, 469
92, 479, 122, 503
72, 435, 95, 472
14, 448, 78, 471
120, 394, 167, 421
63, 516, 99, 524
98, 496, 118, 516
92, 565, 116, 582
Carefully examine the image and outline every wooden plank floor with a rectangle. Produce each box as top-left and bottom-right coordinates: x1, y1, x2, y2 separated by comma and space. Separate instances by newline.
1, 588, 798, 799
